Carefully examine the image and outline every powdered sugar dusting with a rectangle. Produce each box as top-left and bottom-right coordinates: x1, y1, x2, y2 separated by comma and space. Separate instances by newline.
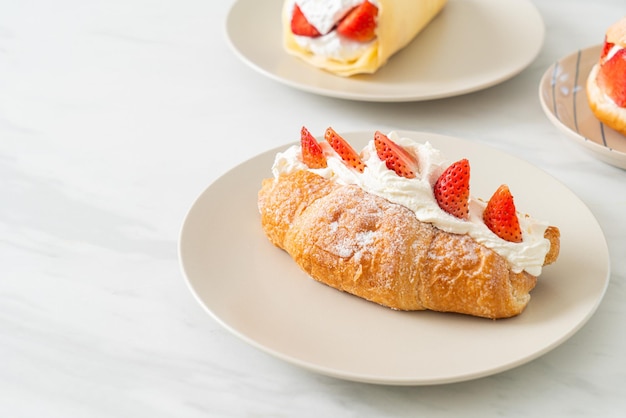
356, 230, 376, 247
333, 230, 378, 262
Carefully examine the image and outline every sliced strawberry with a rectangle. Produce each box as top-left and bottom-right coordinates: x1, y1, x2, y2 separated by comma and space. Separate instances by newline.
291, 4, 321, 37
373, 131, 418, 178
300, 126, 327, 169
601, 38, 614, 61
336, 1, 378, 42
483, 185, 523, 243
597, 47, 626, 107
433, 159, 470, 220
324, 127, 365, 172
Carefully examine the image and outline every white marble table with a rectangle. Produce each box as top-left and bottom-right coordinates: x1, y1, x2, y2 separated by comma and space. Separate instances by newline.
2, 0, 625, 416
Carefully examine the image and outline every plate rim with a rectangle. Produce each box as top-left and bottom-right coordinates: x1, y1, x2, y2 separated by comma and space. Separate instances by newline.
179, 130, 610, 385
225, 0, 545, 102
539, 44, 626, 169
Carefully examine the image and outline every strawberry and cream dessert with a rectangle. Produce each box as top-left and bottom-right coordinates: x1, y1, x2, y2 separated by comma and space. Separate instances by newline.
287, 0, 379, 63
258, 127, 560, 319
282, 0, 447, 76
587, 16, 626, 136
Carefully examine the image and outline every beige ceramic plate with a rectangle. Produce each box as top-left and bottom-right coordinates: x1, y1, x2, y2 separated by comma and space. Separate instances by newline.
226, 0, 544, 102
178, 130, 609, 385
539, 45, 626, 169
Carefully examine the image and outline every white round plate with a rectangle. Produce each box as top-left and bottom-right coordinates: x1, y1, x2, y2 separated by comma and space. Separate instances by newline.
225, 0, 545, 102
539, 45, 626, 170
178, 130, 609, 385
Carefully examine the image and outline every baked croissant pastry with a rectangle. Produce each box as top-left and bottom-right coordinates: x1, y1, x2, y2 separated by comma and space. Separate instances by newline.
258, 128, 560, 319
586, 16, 626, 136
283, 0, 447, 76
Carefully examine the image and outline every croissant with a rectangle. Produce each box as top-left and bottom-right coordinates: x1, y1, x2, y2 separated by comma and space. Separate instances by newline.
259, 169, 559, 319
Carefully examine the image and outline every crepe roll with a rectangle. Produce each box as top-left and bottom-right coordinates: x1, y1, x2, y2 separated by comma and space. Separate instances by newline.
283, 0, 447, 76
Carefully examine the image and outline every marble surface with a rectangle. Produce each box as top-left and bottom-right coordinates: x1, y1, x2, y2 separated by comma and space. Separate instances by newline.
1, 0, 625, 416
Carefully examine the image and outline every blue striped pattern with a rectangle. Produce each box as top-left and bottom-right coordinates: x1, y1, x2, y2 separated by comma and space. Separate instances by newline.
540, 44, 626, 169
573, 50, 581, 134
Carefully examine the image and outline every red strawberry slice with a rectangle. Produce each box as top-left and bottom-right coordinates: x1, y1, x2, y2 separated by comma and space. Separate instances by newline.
300, 126, 327, 169
291, 4, 321, 37
324, 127, 366, 172
597, 47, 626, 107
433, 159, 470, 220
601, 38, 614, 61
373, 131, 418, 178
336, 1, 378, 42
483, 185, 523, 243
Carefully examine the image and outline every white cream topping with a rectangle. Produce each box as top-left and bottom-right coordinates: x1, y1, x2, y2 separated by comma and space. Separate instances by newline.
294, 32, 376, 62
286, 0, 379, 61
272, 131, 551, 276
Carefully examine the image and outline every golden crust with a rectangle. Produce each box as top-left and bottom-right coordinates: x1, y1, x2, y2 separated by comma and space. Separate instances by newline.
543, 224, 560, 266
258, 171, 560, 319
258, 171, 338, 247
586, 64, 626, 136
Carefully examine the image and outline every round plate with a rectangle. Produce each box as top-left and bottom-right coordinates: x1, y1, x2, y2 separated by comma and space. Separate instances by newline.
539, 45, 626, 169
178, 131, 609, 385
225, 0, 545, 102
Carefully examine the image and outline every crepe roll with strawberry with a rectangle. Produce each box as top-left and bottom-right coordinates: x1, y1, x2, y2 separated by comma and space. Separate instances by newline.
587, 16, 626, 136
258, 128, 560, 319
283, 0, 447, 76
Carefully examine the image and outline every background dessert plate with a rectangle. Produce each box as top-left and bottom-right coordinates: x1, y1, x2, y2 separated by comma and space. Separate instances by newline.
225, 0, 545, 102
539, 45, 626, 170
178, 131, 610, 385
